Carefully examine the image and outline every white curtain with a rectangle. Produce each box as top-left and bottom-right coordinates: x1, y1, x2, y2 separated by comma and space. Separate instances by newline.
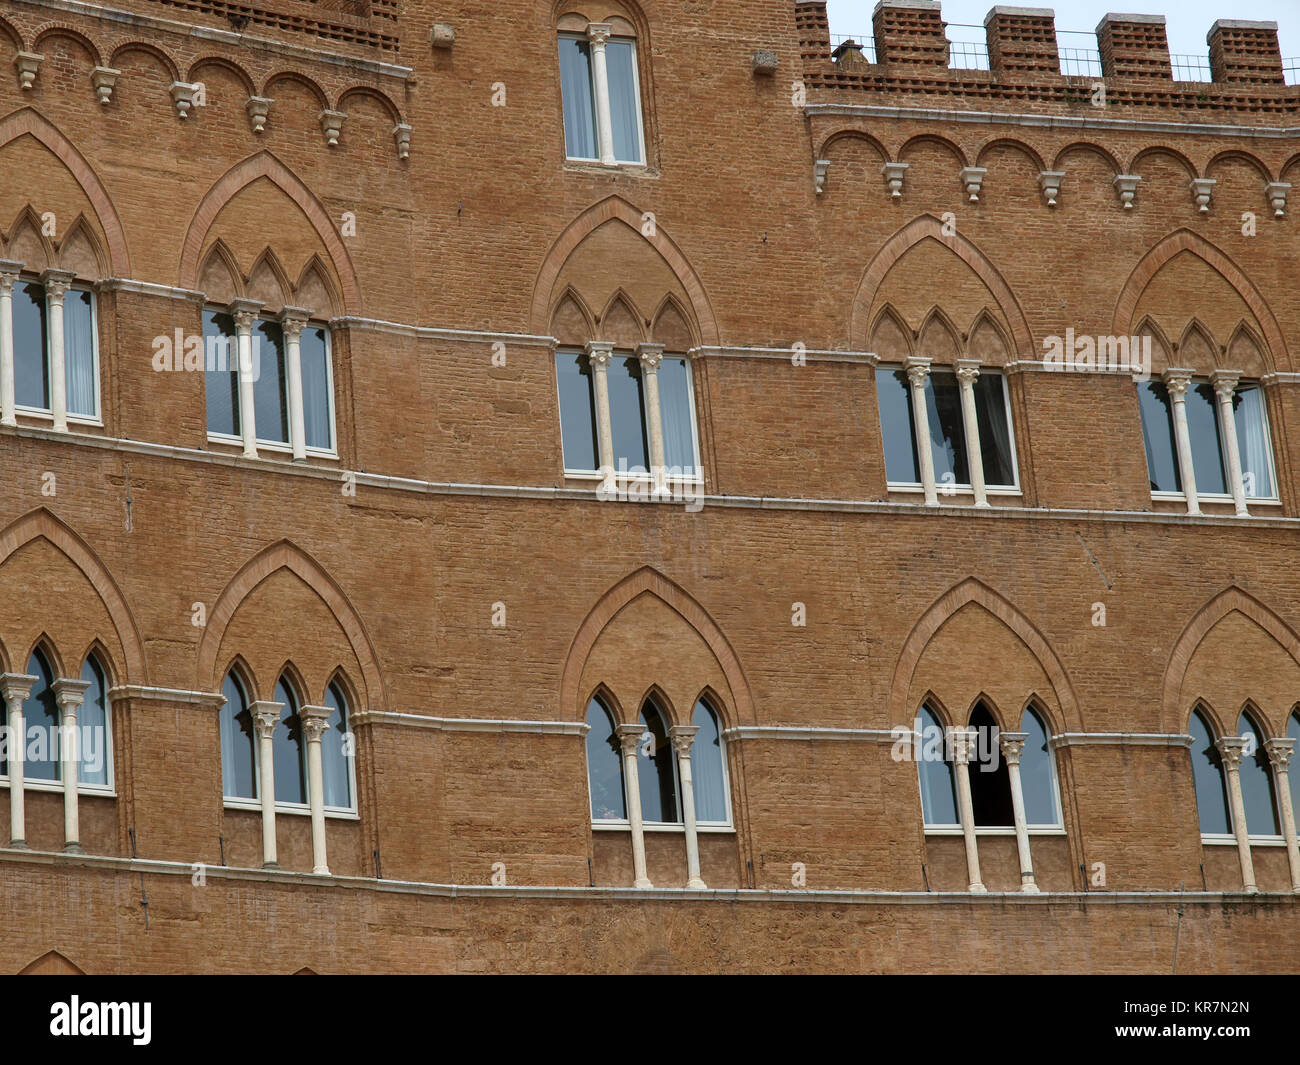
300, 327, 333, 451
64, 288, 97, 417
1234, 386, 1273, 498
690, 702, 728, 822
658, 358, 697, 476
606, 40, 643, 163
559, 37, 597, 159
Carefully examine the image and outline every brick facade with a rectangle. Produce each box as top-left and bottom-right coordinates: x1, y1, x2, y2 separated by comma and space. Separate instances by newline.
0, 0, 1297, 972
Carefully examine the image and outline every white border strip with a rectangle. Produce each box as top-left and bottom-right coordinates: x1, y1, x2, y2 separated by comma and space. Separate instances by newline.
1050, 732, 1194, 748
108, 684, 224, 706
351, 710, 587, 735
724, 725, 898, 742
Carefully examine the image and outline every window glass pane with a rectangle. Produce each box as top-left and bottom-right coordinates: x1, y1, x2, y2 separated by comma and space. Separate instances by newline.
1019, 708, 1058, 826
608, 355, 649, 472
23, 651, 59, 782
1187, 382, 1226, 495
607, 39, 643, 163
322, 682, 352, 809
968, 704, 1013, 828
558, 37, 598, 160
1290, 714, 1300, 825
1189, 711, 1230, 835
974, 374, 1016, 487
204, 310, 240, 437
301, 326, 333, 451
638, 701, 679, 823
78, 656, 110, 788
916, 704, 958, 826
556, 350, 599, 471
65, 288, 97, 417
877, 367, 920, 483
585, 698, 625, 820
273, 678, 306, 804
925, 371, 969, 487
1138, 381, 1180, 493
690, 700, 727, 822
253, 319, 288, 444
1237, 713, 1280, 836
220, 672, 256, 799
658, 358, 698, 476
1233, 385, 1274, 498
14, 281, 48, 409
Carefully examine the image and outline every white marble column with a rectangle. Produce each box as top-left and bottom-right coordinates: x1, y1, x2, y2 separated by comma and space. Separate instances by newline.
669, 724, 706, 890
1, 673, 36, 848
231, 298, 263, 458
0, 260, 23, 426
250, 700, 283, 868
904, 356, 937, 505
1216, 736, 1256, 893
280, 307, 311, 462
1210, 369, 1247, 515
52, 677, 90, 853
299, 704, 331, 875
1263, 737, 1300, 892
999, 730, 1039, 893
947, 725, 986, 892
587, 23, 616, 165
585, 340, 616, 485
41, 269, 75, 432
615, 722, 652, 889
1163, 368, 1199, 516
637, 343, 668, 499
954, 359, 988, 507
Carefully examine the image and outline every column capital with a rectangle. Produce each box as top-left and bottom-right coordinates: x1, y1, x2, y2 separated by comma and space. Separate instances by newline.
614, 722, 644, 754
998, 730, 1028, 764
903, 355, 932, 386
585, 339, 615, 368
299, 704, 332, 742
1162, 367, 1195, 398
278, 305, 313, 339
229, 297, 264, 330
0, 258, 23, 288
1209, 368, 1243, 398
39, 268, 76, 298
249, 700, 284, 739
946, 725, 979, 764
1216, 734, 1248, 768
1264, 736, 1296, 770
954, 358, 982, 384
586, 21, 612, 45
668, 724, 699, 756
0, 672, 39, 704
636, 342, 666, 371
52, 677, 92, 711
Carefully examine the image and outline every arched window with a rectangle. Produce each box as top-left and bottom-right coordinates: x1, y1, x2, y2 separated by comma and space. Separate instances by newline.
968, 702, 1013, 828
1019, 706, 1061, 827
1290, 711, 1300, 824
78, 655, 111, 789
23, 649, 59, 782
556, 12, 646, 165
273, 675, 307, 805
585, 696, 626, 821
690, 698, 729, 824
916, 703, 958, 826
1189, 708, 1231, 835
219, 670, 256, 800
321, 680, 353, 810
638, 698, 679, 823
1237, 709, 1280, 836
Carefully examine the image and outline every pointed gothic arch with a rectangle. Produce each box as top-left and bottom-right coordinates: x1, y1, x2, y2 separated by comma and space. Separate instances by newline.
178, 151, 359, 312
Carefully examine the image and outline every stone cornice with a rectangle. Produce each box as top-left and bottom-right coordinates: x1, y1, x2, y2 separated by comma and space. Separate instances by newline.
723, 725, 899, 742
350, 710, 587, 735
1049, 733, 1194, 749
108, 685, 226, 707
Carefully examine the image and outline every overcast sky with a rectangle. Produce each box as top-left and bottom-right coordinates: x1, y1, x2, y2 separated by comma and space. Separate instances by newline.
825, 0, 1300, 59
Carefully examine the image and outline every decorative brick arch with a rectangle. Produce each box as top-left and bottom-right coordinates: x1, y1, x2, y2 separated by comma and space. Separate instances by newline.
559, 566, 754, 724
178, 152, 360, 312
889, 578, 1081, 732
196, 540, 386, 708
1161, 586, 1300, 734
0, 109, 130, 275
1112, 230, 1288, 372
850, 215, 1033, 357
530, 196, 719, 345
0, 508, 147, 682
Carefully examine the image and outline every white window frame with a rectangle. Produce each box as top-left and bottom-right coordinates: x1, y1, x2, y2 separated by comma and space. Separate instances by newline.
879, 363, 1021, 497
558, 30, 647, 168
12, 277, 102, 427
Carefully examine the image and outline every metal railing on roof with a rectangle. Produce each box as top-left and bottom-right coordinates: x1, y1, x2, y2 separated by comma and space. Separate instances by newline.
1285, 60, 1300, 86
828, 33, 877, 64
1056, 30, 1102, 78
1170, 53, 1213, 82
